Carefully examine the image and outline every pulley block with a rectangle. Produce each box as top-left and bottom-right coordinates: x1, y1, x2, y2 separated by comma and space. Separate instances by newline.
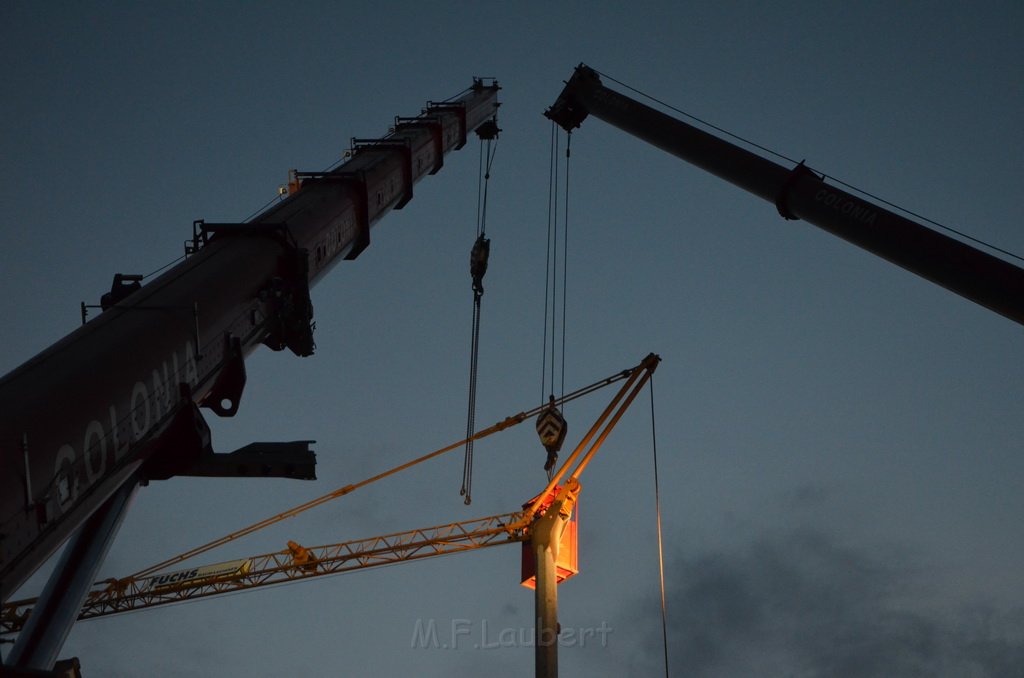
470, 234, 490, 295
536, 399, 567, 472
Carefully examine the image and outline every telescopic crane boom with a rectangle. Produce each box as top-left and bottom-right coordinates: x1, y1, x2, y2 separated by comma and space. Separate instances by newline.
545, 64, 1024, 326
0, 80, 499, 600
0, 78, 499, 671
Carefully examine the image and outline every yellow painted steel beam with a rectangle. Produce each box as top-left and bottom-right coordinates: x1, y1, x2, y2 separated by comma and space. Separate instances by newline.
2, 512, 526, 634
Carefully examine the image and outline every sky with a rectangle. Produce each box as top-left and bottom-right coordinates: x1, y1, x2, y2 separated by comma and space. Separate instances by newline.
2, 2, 1023, 676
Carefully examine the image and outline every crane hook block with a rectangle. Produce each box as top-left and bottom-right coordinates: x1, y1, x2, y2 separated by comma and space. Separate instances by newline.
470, 234, 490, 295
536, 398, 567, 471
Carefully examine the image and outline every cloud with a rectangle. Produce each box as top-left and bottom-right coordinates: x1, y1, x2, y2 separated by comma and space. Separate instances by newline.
631, 527, 1024, 677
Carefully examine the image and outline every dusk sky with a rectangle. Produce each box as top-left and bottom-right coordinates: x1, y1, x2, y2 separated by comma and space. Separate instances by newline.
2, 2, 1023, 676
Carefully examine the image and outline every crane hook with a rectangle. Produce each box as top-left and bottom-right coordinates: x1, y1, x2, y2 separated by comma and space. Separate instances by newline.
470, 233, 490, 297
536, 396, 567, 477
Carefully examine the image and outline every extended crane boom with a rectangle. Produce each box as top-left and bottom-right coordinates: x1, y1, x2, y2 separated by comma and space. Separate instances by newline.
0, 78, 499, 667
545, 64, 1024, 326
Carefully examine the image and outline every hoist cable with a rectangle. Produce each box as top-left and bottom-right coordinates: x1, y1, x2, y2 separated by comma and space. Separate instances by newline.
540, 122, 557, 403
538, 124, 573, 481
477, 138, 498, 236
552, 141, 561, 400
649, 375, 670, 678
462, 289, 483, 503
540, 124, 572, 402
549, 127, 560, 399
462, 134, 497, 504
560, 133, 572, 400
473, 137, 485, 232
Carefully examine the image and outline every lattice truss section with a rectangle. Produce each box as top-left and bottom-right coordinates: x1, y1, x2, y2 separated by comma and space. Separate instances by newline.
2, 511, 527, 635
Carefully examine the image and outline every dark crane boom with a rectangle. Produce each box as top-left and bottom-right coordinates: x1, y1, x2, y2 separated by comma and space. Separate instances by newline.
0, 78, 500, 620
545, 64, 1024, 326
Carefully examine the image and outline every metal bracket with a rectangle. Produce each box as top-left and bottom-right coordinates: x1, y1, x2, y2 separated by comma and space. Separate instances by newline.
775, 161, 822, 221
189, 220, 297, 250
204, 335, 246, 417
260, 248, 316, 357
79, 273, 147, 323
185, 219, 209, 255
183, 441, 316, 480
142, 388, 316, 481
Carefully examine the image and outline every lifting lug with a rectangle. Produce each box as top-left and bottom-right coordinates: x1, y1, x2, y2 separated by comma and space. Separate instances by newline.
204, 335, 246, 417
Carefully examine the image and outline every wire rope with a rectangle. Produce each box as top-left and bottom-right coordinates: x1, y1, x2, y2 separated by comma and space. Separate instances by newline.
540, 122, 557, 404
540, 124, 574, 403
141, 254, 187, 280
648, 375, 670, 677
560, 133, 572, 400
549, 128, 560, 399
462, 134, 497, 504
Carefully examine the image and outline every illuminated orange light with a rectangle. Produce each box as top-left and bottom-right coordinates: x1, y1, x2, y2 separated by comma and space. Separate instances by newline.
520, 488, 579, 589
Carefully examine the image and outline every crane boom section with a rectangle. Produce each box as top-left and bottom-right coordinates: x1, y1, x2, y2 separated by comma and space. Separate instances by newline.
546, 64, 1024, 326
1, 512, 524, 633
0, 81, 500, 601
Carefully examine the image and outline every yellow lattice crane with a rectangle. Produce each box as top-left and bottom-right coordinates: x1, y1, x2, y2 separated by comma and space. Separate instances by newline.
2, 353, 660, 678
2, 512, 527, 633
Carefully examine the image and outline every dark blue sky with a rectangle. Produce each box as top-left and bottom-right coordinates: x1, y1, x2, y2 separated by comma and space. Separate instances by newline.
3, 2, 1023, 676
